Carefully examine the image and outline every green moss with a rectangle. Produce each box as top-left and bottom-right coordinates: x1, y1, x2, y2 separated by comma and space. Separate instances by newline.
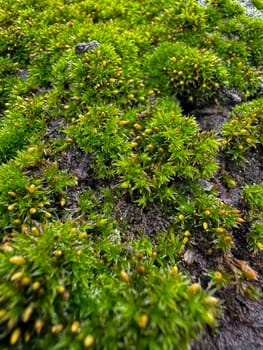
0, 0, 262, 348
242, 184, 263, 251
0, 221, 219, 350
222, 98, 263, 160
115, 98, 220, 204
251, 0, 263, 10
145, 42, 228, 104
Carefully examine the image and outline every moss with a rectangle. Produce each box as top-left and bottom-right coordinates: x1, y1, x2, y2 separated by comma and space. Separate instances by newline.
145, 42, 228, 105
0, 0, 262, 348
251, 0, 263, 10
242, 184, 263, 251
222, 97, 263, 160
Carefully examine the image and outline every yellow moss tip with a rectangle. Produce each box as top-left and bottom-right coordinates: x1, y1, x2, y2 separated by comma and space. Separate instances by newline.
236, 217, 245, 223
29, 207, 37, 214
34, 319, 44, 334
256, 242, 263, 250
9, 256, 26, 265
0, 309, 7, 319
204, 296, 220, 305
10, 328, 21, 345
8, 191, 17, 197
51, 324, 63, 334
7, 204, 15, 211
178, 214, 185, 221
27, 184, 35, 193
22, 305, 34, 323
56, 285, 65, 294
120, 269, 130, 283
54, 249, 63, 257
137, 314, 149, 328
71, 321, 80, 333
32, 227, 40, 236
183, 237, 189, 244
10, 271, 24, 281
216, 227, 225, 234
187, 283, 202, 294
21, 276, 31, 286
84, 335, 94, 348
171, 265, 179, 276
204, 312, 215, 326
60, 198, 66, 206
32, 281, 41, 290
203, 222, 208, 230
214, 271, 223, 280
24, 331, 31, 343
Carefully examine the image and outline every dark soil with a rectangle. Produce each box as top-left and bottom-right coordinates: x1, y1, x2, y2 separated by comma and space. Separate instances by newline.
193, 298, 263, 350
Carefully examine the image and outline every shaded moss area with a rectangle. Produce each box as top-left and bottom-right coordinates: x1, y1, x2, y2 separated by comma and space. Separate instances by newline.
0, 0, 262, 349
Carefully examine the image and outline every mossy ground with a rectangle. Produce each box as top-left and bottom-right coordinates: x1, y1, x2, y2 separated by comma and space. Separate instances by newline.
0, 0, 262, 349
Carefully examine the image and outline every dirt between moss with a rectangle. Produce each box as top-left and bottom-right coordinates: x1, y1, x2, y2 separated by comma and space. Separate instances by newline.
191, 104, 263, 350
192, 298, 263, 350
45, 101, 263, 350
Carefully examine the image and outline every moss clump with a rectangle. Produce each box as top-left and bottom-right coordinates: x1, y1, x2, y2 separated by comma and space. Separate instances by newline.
222, 97, 263, 160
115, 98, 220, 205
242, 184, 263, 251
67, 98, 220, 205
0, 221, 220, 350
145, 42, 227, 105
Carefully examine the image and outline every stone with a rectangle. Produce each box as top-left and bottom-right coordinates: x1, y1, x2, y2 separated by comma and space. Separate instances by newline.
75, 40, 100, 54
18, 69, 29, 80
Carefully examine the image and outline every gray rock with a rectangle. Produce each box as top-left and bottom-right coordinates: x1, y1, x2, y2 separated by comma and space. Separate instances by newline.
220, 89, 242, 105
18, 69, 29, 80
237, 0, 263, 18
198, 179, 214, 192
75, 40, 100, 54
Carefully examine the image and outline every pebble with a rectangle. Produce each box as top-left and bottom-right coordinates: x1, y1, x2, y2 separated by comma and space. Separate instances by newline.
75, 40, 100, 54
